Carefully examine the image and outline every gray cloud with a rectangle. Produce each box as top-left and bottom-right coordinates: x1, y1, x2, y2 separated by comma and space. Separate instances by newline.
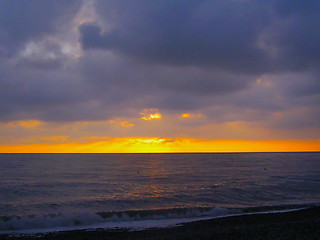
0, 0, 319, 134
80, 0, 270, 73
14, 39, 71, 70
0, 0, 82, 56
78, 50, 256, 111
79, 0, 320, 74
0, 63, 86, 121
262, 0, 320, 72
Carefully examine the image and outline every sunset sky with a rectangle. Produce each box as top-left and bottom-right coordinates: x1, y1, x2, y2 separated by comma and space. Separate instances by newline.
1, 0, 320, 152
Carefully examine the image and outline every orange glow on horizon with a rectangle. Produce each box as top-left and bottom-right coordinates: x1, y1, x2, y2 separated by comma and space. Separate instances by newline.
0, 138, 319, 153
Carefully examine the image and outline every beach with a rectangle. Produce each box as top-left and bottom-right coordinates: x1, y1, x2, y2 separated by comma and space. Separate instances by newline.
1, 206, 319, 240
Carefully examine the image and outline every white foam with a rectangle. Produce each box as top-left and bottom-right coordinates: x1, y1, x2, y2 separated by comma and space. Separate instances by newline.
0, 208, 230, 234
1, 206, 311, 235
0, 212, 104, 233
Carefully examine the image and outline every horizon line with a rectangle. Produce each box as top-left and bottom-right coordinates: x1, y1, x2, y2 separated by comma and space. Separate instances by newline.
1, 151, 320, 154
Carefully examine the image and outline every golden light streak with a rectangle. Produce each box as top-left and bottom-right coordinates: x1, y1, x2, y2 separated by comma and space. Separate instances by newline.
120, 121, 134, 128
181, 113, 202, 119
0, 138, 319, 153
107, 118, 134, 127
141, 113, 162, 121
127, 137, 167, 144
181, 113, 190, 118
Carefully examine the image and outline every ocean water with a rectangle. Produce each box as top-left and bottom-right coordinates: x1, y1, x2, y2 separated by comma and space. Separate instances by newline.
0, 152, 319, 233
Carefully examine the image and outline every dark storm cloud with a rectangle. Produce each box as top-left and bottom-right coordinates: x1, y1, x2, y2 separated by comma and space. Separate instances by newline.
281, 73, 320, 99
264, 0, 320, 72
79, 0, 320, 74
78, 0, 320, 130
273, 0, 319, 17
0, 60, 87, 121
0, 0, 82, 56
78, 51, 255, 112
0, 0, 320, 132
80, 0, 270, 73
0, 1, 84, 121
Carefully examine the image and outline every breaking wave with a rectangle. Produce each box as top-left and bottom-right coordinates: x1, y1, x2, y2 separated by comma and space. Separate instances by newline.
1, 203, 316, 234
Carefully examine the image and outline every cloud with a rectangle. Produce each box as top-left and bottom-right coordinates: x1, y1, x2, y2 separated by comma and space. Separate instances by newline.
79, 0, 270, 73
140, 109, 162, 121
261, 0, 320, 72
78, 0, 320, 74
0, 0, 319, 141
120, 121, 134, 128
14, 38, 72, 69
181, 113, 202, 119
0, 0, 83, 56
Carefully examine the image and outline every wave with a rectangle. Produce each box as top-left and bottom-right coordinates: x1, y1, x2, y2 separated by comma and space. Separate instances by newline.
0, 203, 317, 234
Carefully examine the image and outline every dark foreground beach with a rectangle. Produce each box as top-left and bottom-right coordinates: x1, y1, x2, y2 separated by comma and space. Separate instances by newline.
1, 207, 320, 240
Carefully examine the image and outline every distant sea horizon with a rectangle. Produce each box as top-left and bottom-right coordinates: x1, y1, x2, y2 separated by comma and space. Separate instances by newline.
1, 151, 320, 154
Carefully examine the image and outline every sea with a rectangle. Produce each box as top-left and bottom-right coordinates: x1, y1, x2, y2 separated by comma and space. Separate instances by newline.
0, 152, 319, 234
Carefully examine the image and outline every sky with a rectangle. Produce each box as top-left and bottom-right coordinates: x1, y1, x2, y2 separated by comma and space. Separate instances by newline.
0, 0, 320, 153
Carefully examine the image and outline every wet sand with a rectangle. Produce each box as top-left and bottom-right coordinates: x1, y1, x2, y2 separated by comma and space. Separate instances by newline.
1, 207, 320, 240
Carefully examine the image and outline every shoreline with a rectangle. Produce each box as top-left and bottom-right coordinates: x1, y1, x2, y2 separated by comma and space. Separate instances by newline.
1, 206, 319, 240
